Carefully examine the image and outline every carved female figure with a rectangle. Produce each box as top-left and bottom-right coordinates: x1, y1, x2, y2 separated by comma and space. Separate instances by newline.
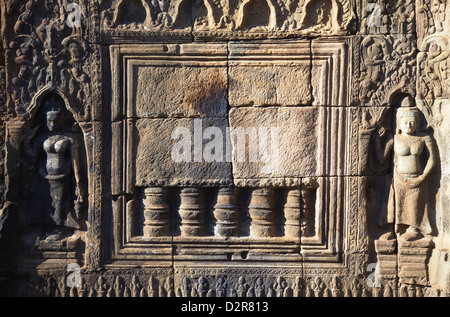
24, 93, 84, 238
376, 97, 437, 241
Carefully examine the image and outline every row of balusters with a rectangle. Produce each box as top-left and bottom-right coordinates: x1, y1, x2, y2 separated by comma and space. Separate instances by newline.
139, 186, 317, 239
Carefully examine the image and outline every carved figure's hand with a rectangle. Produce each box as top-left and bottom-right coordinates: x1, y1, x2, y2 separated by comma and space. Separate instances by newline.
404, 175, 425, 189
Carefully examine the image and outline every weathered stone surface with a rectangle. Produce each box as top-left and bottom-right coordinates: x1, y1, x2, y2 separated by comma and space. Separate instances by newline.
228, 41, 311, 107
229, 106, 318, 185
0, 0, 449, 299
134, 118, 232, 187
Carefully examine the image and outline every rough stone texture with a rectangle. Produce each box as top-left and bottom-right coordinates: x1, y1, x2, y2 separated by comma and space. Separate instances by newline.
134, 117, 232, 187
0, 0, 448, 298
229, 106, 319, 184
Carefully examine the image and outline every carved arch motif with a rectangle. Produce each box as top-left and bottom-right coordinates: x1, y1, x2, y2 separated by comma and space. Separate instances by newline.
235, 0, 278, 29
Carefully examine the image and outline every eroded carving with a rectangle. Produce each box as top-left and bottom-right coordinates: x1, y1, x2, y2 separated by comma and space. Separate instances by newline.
7, 0, 90, 118
100, 0, 355, 37
374, 98, 437, 241
21, 93, 86, 242
359, 35, 416, 106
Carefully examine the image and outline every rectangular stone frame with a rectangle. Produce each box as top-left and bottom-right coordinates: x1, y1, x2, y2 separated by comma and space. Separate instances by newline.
107, 38, 358, 273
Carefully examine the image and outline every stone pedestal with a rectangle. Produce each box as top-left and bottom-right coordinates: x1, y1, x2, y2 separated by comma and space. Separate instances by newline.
398, 237, 433, 287
374, 239, 398, 296
19, 231, 85, 271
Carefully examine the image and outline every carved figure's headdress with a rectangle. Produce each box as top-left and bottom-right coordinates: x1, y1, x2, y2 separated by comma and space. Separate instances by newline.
397, 107, 419, 119
396, 95, 419, 119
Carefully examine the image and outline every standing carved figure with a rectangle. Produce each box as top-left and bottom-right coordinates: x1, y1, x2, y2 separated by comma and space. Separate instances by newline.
23, 93, 84, 239
375, 96, 437, 241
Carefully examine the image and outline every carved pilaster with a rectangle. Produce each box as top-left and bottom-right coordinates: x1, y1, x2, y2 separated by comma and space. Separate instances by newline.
5, 121, 24, 201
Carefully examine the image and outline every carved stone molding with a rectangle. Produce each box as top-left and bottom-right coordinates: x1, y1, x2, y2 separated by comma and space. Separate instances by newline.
99, 0, 356, 42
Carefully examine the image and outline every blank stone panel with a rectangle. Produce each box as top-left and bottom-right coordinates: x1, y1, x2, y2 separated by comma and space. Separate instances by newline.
134, 117, 232, 187
132, 64, 228, 118
228, 41, 312, 107
229, 106, 319, 186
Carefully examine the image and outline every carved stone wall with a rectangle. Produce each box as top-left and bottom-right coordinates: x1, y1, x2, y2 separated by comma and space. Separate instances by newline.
0, 0, 448, 298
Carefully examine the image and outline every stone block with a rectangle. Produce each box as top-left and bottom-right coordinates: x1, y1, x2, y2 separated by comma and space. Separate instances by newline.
228, 41, 311, 107
134, 118, 232, 187
228, 106, 319, 185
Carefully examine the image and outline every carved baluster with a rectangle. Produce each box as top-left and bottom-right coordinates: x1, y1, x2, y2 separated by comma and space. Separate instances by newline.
179, 188, 206, 237
236, 277, 248, 297
77, 278, 86, 298
96, 276, 107, 298
383, 282, 394, 297
214, 187, 240, 237
249, 188, 276, 238
284, 188, 301, 238
293, 277, 303, 297
311, 277, 324, 297
195, 276, 209, 298
330, 276, 342, 297
179, 276, 192, 297
301, 178, 318, 237
107, 286, 115, 297
143, 187, 170, 237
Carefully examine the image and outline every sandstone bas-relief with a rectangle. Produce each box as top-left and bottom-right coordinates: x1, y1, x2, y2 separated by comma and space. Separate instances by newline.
0, 0, 448, 298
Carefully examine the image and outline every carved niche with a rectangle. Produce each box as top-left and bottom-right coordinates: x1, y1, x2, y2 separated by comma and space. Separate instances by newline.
107, 39, 353, 269
1, 0, 448, 299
